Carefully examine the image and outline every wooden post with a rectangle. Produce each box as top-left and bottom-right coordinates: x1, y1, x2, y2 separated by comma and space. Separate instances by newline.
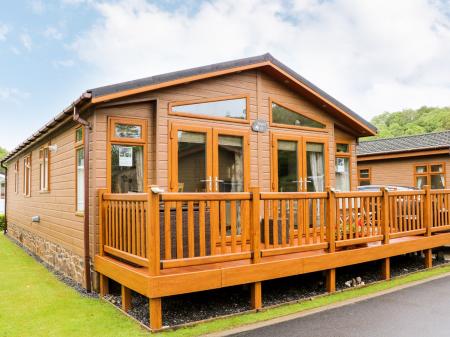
147, 186, 161, 276
326, 268, 336, 293
98, 188, 107, 256
381, 187, 390, 245
99, 274, 109, 298
121, 285, 132, 312
424, 185, 433, 268
382, 257, 390, 280
149, 297, 162, 331
326, 187, 336, 293
249, 186, 262, 309
251, 281, 262, 310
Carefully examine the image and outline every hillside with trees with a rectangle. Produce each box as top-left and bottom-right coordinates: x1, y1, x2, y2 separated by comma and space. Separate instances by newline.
362, 106, 450, 141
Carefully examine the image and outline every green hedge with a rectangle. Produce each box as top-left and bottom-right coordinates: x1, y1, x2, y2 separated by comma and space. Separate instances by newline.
0, 214, 5, 232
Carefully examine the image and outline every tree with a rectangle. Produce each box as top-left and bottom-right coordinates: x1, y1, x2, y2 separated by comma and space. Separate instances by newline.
0, 147, 8, 174
362, 106, 450, 141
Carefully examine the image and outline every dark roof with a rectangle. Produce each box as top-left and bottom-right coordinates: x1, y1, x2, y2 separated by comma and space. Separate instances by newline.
90, 53, 376, 133
357, 130, 450, 156
2, 53, 376, 165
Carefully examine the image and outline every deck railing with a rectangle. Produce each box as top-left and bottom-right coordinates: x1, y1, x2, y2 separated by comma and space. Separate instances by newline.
98, 186, 450, 272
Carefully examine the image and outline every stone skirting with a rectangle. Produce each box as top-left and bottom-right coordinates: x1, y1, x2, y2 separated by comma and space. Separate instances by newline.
7, 223, 84, 285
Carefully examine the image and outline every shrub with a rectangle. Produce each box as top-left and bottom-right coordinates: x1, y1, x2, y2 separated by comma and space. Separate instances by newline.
0, 214, 5, 232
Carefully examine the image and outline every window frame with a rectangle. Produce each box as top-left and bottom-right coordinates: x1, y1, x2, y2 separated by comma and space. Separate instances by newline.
168, 94, 250, 124
335, 141, 352, 191
107, 116, 148, 193
14, 161, 19, 194
23, 154, 32, 197
75, 127, 85, 215
39, 145, 50, 192
358, 167, 371, 186
269, 98, 328, 132
413, 162, 446, 189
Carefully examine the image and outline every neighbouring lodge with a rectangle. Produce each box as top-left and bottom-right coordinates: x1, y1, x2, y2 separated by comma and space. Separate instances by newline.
2, 54, 450, 330
357, 131, 450, 189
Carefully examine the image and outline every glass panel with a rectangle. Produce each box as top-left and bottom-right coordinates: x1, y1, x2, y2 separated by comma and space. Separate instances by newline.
335, 157, 350, 191
172, 98, 247, 120
178, 131, 207, 192
75, 128, 83, 143
306, 143, 325, 192
114, 124, 142, 139
277, 140, 298, 192
336, 143, 349, 153
415, 176, 427, 189
111, 145, 144, 193
272, 102, 326, 128
431, 164, 443, 173
76, 148, 84, 212
359, 180, 371, 186
218, 136, 243, 192
359, 169, 369, 179
431, 174, 445, 189
416, 165, 427, 173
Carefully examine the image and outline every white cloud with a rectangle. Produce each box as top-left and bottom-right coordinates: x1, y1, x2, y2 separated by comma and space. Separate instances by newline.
71, 0, 450, 119
53, 59, 75, 68
44, 26, 63, 40
20, 33, 32, 51
0, 23, 9, 41
0, 88, 30, 103
30, 0, 45, 14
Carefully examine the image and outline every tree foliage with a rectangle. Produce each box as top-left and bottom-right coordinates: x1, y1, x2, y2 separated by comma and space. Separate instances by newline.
0, 147, 8, 174
362, 106, 450, 140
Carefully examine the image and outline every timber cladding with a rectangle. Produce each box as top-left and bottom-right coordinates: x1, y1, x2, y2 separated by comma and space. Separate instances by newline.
357, 155, 450, 188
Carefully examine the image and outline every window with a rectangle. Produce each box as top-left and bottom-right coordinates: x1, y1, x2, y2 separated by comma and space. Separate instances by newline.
170, 96, 248, 122
335, 143, 351, 191
14, 161, 19, 194
108, 117, 147, 193
414, 163, 446, 189
23, 154, 31, 196
75, 127, 84, 213
0, 180, 4, 199
39, 146, 49, 191
358, 168, 371, 186
270, 100, 326, 129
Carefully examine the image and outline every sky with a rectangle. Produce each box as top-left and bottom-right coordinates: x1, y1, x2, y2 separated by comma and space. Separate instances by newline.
0, 0, 449, 151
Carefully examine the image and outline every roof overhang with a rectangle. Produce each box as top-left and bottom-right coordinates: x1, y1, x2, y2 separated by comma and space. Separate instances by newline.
357, 147, 450, 162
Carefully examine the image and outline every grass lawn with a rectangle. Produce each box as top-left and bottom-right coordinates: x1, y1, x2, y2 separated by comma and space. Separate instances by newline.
2, 233, 450, 337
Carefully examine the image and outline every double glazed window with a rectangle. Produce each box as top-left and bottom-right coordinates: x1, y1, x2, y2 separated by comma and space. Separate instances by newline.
414, 163, 445, 189
23, 155, 31, 197
271, 101, 326, 129
39, 147, 49, 192
170, 96, 248, 122
358, 168, 371, 186
75, 127, 84, 212
109, 117, 147, 194
335, 143, 351, 191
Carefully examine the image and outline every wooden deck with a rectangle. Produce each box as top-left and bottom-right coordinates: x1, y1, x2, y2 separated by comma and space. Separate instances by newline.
95, 186, 450, 330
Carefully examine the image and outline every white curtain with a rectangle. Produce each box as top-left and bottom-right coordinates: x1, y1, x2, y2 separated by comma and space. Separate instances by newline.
309, 151, 324, 192
135, 146, 144, 192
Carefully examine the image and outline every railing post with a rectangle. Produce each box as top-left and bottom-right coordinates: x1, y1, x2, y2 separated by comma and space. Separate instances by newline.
326, 187, 336, 293
249, 186, 262, 310
98, 188, 107, 257
381, 187, 390, 245
147, 186, 161, 276
423, 185, 433, 268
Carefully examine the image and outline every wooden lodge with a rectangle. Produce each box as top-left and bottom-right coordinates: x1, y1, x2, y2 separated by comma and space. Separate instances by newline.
357, 131, 449, 189
2, 54, 450, 331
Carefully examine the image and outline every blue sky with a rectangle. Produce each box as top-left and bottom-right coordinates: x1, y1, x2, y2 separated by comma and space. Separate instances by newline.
1, 0, 449, 151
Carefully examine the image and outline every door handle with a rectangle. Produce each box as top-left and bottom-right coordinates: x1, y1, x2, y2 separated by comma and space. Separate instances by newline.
291, 180, 303, 191
214, 177, 224, 191
200, 176, 212, 191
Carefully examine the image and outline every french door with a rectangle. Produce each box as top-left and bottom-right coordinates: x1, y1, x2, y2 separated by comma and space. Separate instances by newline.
272, 134, 328, 192
170, 124, 249, 193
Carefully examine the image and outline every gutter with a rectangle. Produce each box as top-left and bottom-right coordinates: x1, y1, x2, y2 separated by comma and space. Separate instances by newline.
72, 95, 93, 293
